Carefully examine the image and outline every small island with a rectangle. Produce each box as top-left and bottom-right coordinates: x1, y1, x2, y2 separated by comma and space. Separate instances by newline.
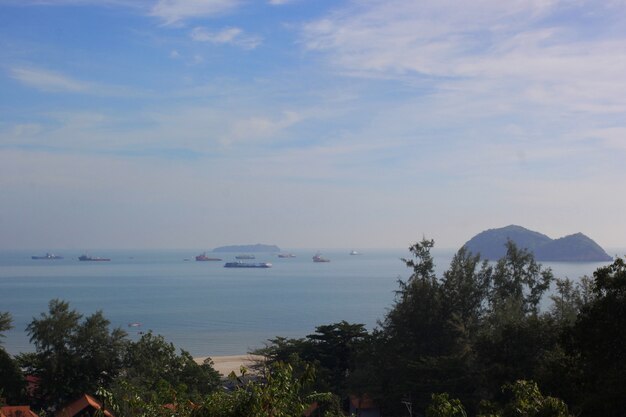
463, 225, 612, 262
212, 243, 281, 253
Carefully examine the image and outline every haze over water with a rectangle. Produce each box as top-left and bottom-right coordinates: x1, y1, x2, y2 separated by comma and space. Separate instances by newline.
1, 248, 618, 357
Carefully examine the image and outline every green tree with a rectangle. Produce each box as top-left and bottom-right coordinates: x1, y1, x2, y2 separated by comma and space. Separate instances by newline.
117, 331, 220, 401
478, 380, 570, 417
0, 312, 12, 342
490, 241, 553, 316
567, 257, 626, 417
363, 239, 473, 415
106, 362, 342, 417
254, 321, 368, 396
20, 299, 128, 408
0, 312, 26, 403
427, 393, 467, 417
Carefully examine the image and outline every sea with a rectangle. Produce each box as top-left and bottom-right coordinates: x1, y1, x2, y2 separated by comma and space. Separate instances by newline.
0, 248, 621, 357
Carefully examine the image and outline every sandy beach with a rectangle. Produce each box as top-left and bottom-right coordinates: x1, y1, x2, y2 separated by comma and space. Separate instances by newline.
194, 354, 264, 377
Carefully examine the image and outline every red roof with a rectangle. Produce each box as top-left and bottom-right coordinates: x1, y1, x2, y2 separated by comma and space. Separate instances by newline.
350, 394, 377, 409
0, 406, 39, 417
54, 394, 114, 417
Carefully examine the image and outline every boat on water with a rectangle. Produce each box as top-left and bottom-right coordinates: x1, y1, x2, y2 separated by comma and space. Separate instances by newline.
224, 261, 272, 268
78, 255, 111, 262
313, 253, 330, 263
235, 254, 256, 260
196, 252, 222, 261
128, 322, 142, 328
349, 250, 360, 255
277, 253, 296, 258
31, 253, 63, 260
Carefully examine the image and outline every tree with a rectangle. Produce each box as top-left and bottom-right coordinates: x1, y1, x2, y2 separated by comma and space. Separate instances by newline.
106, 362, 343, 417
478, 380, 570, 417
254, 321, 368, 396
0, 312, 12, 342
567, 257, 626, 417
117, 331, 220, 401
365, 239, 475, 415
0, 311, 26, 403
426, 393, 467, 417
441, 247, 492, 346
20, 299, 127, 409
489, 241, 553, 316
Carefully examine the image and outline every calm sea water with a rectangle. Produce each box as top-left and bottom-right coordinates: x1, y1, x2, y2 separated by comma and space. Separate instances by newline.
0, 248, 619, 357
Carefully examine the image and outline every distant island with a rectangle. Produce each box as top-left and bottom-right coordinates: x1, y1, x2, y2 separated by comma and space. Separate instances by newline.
212, 244, 281, 253
463, 225, 612, 262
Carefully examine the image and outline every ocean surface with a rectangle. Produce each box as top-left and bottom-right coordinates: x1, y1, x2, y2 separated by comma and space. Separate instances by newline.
0, 248, 620, 357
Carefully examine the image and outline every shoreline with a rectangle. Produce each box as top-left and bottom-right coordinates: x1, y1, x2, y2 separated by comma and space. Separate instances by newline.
194, 354, 264, 377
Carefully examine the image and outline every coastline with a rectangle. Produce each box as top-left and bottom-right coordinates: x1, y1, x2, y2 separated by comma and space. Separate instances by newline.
194, 354, 264, 377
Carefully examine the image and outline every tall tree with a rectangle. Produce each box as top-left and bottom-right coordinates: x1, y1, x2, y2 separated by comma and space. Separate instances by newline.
0, 312, 26, 403
118, 331, 220, 401
489, 241, 553, 316
568, 257, 626, 417
0, 312, 12, 342
20, 299, 127, 409
370, 239, 470, 415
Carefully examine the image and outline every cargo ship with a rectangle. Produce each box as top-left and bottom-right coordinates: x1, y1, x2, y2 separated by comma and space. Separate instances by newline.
32, 253, 63, 260
224, 261, 272, 268
313, 253, 330, 262
196, 252, 222, 261
78, 255, 110, 262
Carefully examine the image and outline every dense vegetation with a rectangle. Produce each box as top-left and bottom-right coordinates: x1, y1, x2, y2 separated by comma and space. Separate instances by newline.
1, 240, 625, 416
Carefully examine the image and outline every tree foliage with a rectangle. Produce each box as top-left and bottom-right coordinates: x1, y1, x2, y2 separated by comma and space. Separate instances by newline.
19, 299, 127, 409
117, 331, 220, 401
253, 321, 368, 396
105, 362, 343, 417
567, 257, 626, 417
0, 312, 25, 404
18, 300, 220, 411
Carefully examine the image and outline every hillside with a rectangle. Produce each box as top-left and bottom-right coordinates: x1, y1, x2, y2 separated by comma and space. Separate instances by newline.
463, 225, 612, 262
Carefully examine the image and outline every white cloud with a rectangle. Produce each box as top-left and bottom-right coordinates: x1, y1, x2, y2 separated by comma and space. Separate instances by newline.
190, 26, 262, 49
9, 66, 150, 97
11, 67, 89, 93
150, 0, 240, 25
2, 0, 241, 25
268, 0, 298, 5
223, 111, 302, 145
301, 0, 626, 115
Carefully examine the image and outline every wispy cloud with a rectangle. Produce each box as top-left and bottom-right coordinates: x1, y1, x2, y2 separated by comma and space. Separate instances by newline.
190, 26, 261, 49
9, 66, 150, 97
268, 0, 299, 5
301, 0, 626, 115
2, 0, 240, 25
150, 0, 240, 25
10, 67, 90, 93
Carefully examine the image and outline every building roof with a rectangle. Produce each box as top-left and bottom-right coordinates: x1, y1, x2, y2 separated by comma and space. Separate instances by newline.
54, 394, 114, 417
350, 394, 377, 409
0, 406, 39, 417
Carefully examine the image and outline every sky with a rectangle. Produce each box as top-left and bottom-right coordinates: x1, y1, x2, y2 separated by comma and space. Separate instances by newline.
1, 0, 625, 250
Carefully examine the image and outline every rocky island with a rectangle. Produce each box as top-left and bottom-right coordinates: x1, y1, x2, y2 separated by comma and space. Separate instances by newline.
463, 225, 612, 262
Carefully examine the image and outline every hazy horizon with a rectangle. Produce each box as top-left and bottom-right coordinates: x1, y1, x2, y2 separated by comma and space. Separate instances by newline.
1, 1, 625, 250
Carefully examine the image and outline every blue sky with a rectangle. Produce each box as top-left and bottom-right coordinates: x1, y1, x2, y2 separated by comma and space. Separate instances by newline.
1, 0, 625, 250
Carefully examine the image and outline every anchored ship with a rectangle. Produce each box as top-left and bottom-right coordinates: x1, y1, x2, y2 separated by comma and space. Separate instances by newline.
32, 253, 63, 260
196, 252, 222, 261
313, 253, 330, 263
224, 261, 272, 268
78, 255, 110, 262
